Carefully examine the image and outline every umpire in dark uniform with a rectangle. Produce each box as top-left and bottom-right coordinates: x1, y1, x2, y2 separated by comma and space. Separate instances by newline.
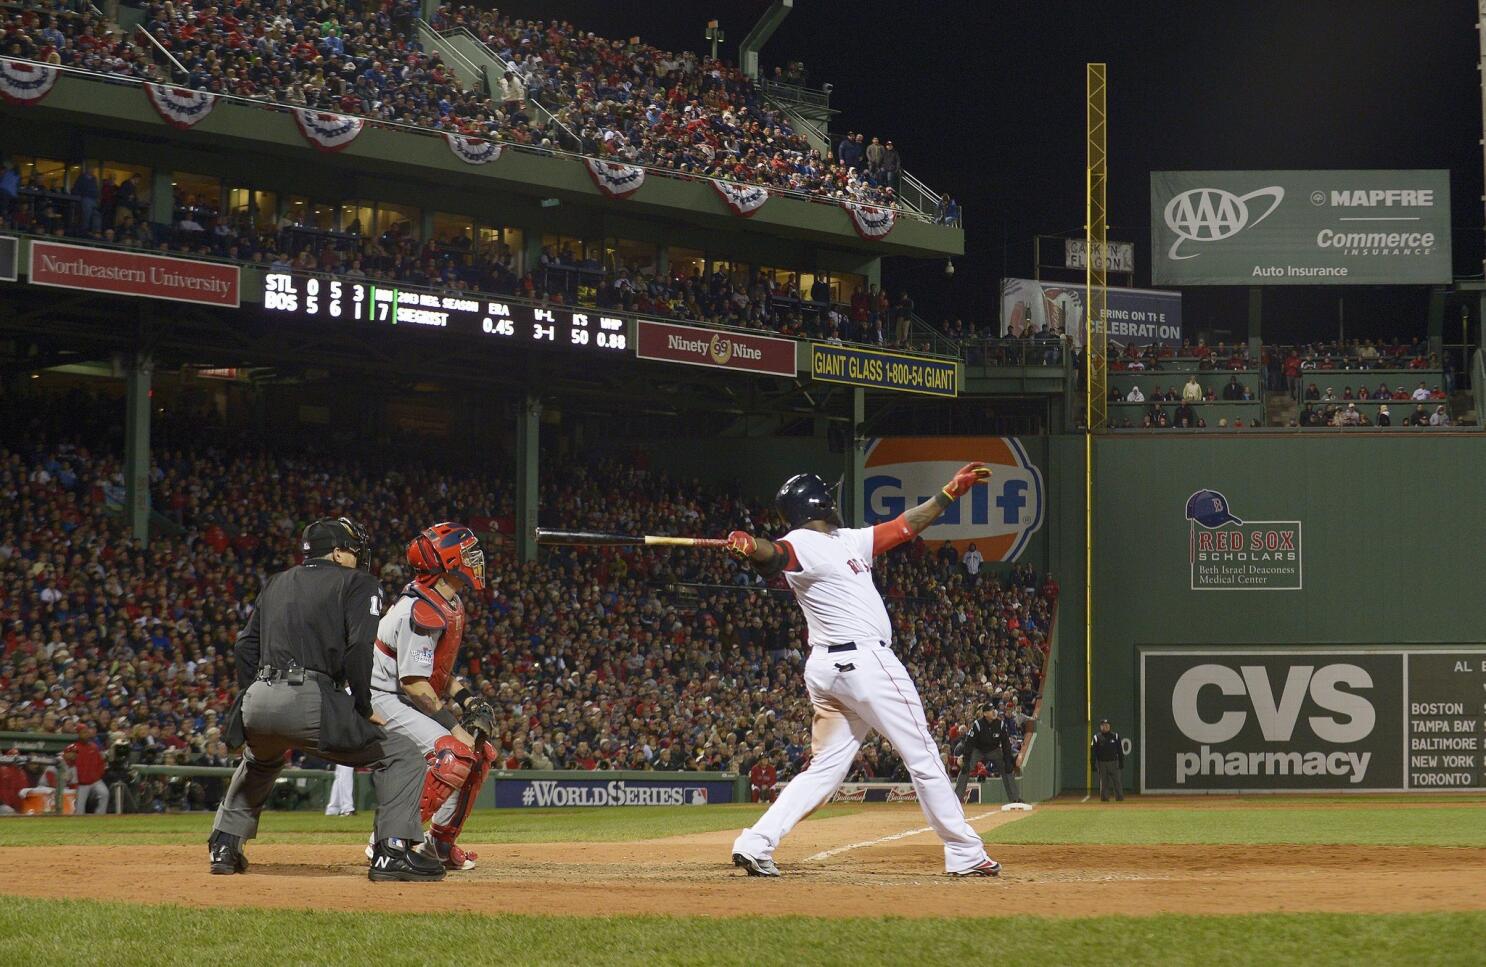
208, 517, 443, 882
1091, 718, 1125, 801
955, 704, 1023, 804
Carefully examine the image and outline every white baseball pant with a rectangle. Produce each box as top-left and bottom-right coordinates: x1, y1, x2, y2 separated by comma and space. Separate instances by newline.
732, 641, 990, 873
325, 764, 356, 815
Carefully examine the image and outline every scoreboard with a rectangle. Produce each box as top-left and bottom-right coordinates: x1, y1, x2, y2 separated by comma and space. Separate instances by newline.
261, 273, 628, 353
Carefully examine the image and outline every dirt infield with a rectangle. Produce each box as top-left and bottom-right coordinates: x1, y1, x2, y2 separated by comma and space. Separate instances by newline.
4, 803, 1485, 919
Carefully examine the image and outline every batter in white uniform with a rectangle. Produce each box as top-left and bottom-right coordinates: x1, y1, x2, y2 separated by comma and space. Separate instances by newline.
725, 465, 1001, 877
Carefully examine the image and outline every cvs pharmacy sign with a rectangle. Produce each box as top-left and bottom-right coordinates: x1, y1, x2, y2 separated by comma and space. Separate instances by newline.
862, 437, 1044, 561
1141, 650, 1405, 793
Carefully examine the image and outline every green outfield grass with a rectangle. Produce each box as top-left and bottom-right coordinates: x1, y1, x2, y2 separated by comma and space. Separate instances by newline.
0, 898, 1481, 966
987, 803, 1486, 847
0, 803, 859, 847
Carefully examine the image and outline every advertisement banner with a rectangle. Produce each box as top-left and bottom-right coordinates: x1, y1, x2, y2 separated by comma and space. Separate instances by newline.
29, 241, 240, 307
1150, 170, 1452, 285
1000, 278, 1181, 348
810, 344, 957, 397
492, 776, 735, 808
1141, 648, 1486, 793
635, 320, 796, 376
1065, 239, 1134, 273
862, 437, 1044, 559
1184, 488, 1302, 591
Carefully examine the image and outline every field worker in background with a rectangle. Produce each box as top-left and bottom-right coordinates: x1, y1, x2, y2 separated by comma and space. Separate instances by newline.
1091, 718, 1125, 802
326, 764, 356, 816
725, 467, 1002, 877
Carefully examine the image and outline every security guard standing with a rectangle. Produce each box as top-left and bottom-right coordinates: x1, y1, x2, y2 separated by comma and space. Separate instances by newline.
208, 517, 443, 882
955, 704, 1023, 804
1091, 718, 1125, 802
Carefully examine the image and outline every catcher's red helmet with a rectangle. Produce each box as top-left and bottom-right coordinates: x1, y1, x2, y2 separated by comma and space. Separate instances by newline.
407, 522, 486, 592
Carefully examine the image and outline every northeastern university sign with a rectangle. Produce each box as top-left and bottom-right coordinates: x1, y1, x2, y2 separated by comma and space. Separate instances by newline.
1185, 489, 1301, 590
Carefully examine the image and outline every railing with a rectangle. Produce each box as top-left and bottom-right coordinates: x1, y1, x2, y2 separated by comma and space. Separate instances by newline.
4, 57, 943, 223
758, 78, 834, 110
414, 18, 481, 94
429, 25, 585, 153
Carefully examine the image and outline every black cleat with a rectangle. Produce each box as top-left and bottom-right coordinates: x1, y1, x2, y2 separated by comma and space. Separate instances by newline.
208, 831, 248, 875
369, 838, 447, 882
732, 851, 781, 877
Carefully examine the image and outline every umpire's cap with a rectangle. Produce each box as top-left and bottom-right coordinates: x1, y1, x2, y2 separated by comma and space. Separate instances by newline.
776, 473, 837, 529
301, 516, 370, 568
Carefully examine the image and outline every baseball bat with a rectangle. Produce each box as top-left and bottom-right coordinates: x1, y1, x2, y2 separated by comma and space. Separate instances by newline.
534, 528, 729, 549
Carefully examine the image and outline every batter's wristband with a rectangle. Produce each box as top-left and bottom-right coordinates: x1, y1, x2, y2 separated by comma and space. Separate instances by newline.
431, 707, 459, 731
451, 687, 473, 710
935, 489, 956, 507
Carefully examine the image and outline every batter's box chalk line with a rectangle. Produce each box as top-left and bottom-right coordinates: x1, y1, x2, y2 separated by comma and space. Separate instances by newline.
803, 812, 1000, 863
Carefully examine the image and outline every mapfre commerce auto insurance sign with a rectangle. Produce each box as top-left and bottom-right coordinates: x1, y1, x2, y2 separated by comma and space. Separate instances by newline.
29, 240, 241, 307
1150, 170, 1451, 285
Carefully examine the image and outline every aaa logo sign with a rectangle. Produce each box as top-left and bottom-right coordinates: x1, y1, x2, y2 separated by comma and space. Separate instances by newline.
1185, 489, 1301, 590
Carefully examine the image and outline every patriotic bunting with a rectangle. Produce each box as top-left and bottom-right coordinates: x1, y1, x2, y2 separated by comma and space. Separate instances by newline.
293, 109, 365, 152
583, 158, 645, 199
711, 179, 769, 217
144, 83, 217, 129
0, 59, 58, 105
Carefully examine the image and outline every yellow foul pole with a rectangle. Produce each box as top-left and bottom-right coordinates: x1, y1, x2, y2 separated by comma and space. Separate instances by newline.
1084, 63, 1108, 796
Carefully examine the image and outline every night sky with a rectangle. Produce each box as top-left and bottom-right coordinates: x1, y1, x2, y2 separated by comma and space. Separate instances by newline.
499, 0, 1483, 343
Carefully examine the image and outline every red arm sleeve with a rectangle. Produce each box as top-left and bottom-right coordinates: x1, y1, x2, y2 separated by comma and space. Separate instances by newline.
872, 515, 915, 555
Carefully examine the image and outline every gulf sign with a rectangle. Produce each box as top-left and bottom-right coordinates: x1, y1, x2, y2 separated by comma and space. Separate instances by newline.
862, 437, 1044, 560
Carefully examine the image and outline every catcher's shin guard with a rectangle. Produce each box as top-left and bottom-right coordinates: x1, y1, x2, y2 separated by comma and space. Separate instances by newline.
419, 735, 476, 824
431, 741, 495, 844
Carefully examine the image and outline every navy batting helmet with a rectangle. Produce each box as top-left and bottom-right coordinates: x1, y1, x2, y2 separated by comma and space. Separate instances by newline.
776, 473, 837, 529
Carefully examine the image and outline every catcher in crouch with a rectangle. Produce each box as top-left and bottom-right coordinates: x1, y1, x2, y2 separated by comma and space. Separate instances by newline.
365, 522, 496, 871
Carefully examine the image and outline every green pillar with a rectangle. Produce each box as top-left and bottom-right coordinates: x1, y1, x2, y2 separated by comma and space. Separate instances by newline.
655, 244, 669, 277
842, 388, 866, 526
150, 170, 174, 226
515, 394, 541, 563
1426, 288, 1446, 356
522, 231, 544, 278
1247, 287, 1263, 359
864, 257, 882, 291
123, 354, 153, 546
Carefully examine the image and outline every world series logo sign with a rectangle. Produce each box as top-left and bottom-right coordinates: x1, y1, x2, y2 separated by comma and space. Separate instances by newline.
1185, 489, 1301, 590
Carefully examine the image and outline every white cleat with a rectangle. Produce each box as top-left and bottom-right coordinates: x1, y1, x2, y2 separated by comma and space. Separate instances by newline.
733, 851, 781, 877
950, 858, 1002, 877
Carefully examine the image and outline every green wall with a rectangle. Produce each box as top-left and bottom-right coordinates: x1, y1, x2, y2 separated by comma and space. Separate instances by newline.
1053, 433, 1486, 792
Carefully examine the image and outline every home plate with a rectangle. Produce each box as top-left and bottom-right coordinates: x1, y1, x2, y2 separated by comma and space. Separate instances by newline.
1001, 802, 1034, 812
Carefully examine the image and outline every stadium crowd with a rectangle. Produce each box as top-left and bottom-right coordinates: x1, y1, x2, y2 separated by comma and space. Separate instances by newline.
0, 404, 1052, 813
2, 0, 905, 208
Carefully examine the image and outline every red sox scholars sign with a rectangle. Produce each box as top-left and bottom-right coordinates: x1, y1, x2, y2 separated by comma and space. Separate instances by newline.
1185, 489, 1301, 590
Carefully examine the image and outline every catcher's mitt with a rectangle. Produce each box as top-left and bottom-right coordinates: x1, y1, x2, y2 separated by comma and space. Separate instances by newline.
460, 699, 496, 738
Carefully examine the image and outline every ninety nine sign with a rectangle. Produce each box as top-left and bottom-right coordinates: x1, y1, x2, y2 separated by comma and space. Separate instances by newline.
635, 319, 796, 377
1151, 170, 1451, 286
29, 241, 240, 307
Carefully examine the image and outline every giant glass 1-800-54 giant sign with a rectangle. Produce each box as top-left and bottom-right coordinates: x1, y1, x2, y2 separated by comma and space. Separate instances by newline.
1150, 170, 1451, 286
